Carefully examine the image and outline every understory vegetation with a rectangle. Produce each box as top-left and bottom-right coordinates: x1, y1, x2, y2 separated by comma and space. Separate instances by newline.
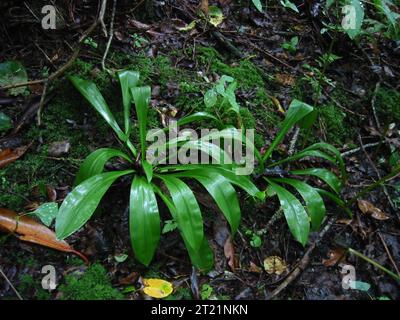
1, 0, 399, 301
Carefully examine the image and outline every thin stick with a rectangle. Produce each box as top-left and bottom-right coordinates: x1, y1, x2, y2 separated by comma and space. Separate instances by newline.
341, 142, 380, 157
377, 232, 400, 275
0, 267, 23, 300
101, 0, 117, 71
371, 81, 382, 132
269, 216, 335, 299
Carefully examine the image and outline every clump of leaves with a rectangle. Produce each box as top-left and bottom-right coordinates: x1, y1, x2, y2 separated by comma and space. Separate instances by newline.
0, 61, 28, 96
258, 100, 348, 245
55, 70, 262, 271
282, 36, 299, 54
204, 75, 241, 127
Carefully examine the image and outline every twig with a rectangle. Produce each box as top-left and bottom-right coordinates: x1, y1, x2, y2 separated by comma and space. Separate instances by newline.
0, 267, 23, 300
358, 135, 397, 218
269, 216, 335, 299
101, 0, 117, 71
0, 0, 108, 92
371, 81, 382, 132
377, 232, 400, 276
341, 142, 380, 157
288, 127, 300, 156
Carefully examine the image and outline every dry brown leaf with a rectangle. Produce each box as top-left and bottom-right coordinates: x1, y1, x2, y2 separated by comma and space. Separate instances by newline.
118, 272, 139, 285
224, 235, 237, 272
248, 262, 262, 273
322, 248, 346, 267
0, 145, 29, 169
357, 199, 389, 220
275, 73, 295, 86
128, 19, 151, 30
0, 208, 88, 263
263, 256, 287, 275
336, 218, 353, 225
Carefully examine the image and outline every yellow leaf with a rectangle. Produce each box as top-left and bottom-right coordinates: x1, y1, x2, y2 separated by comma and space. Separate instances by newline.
263, 256, 287, 275
143, 278, 173, 298
270, 96, 285, 114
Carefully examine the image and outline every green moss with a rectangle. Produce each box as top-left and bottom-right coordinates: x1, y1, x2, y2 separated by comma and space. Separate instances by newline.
17, 273, 51, 300
58, 263, 123, 300
375, 87, 400, 125
318, 103, 351, 145
197, 47, 264, 89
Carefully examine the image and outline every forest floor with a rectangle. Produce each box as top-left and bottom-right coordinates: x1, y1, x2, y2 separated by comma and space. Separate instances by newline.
0, 0, 399, 300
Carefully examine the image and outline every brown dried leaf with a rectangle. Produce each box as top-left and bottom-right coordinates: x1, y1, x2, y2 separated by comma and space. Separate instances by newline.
224, 236, 237, 272
248, 262, 262, 273
0, 208, 88, 263
0, 145, 29, 168
275, 73, 295, 87
128, 19, 151, 30
263, 256, 287, 275
323, 248, 346, 267
357, 199, 389, 220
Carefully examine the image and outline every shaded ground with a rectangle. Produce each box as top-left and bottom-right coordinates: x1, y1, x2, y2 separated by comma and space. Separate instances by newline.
1, 0, 399, 300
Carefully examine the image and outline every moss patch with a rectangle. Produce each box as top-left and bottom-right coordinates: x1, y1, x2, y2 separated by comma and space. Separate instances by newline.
58, 263, 123, 300
375, 86, 400, 125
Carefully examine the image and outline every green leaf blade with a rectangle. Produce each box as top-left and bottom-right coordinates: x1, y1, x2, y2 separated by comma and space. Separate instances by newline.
56, 170, 133, 239
159, 176, 204, 251
267, 179, 310, 246
75, 148, 132, 186
129, 176, 160, 266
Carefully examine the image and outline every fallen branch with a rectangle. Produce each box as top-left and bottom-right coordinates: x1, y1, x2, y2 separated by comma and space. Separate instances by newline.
0, 0, 109, 126
269, 216, 335, 299
101, 0, 117, 71
0, 267, 23, 300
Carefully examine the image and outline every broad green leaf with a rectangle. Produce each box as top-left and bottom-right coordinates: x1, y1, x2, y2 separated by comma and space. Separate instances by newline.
0, 112, 12, 132
74, 148, 132, 186
224, 81, 240, 114
159, 164, 263, 200
176, 112, 221, 127
56, 170, 133, 239
304, 142, 346, 180
374, 0, 399, 31
69, 76, 126, 142
158, 176, 204, 251
154, 185, 213, 271
280, 0, 299, 13
0, 61, 28, 96
266, 179, 310, 246
142, 159, 153, 182
343, 0, 364, 39
291, 168, 342, 194
262, 99, 313, 162
204, 89, 218, 109
31, 202, 58, 227
172, 169, 241, 234
129, 176, 160, 265
326, 0, 335, 8
272, 178, 326, 231
118, 70, 140, 136
131, 86, 151, 157
269, 149, 336, 168
252, 0, 263, 12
